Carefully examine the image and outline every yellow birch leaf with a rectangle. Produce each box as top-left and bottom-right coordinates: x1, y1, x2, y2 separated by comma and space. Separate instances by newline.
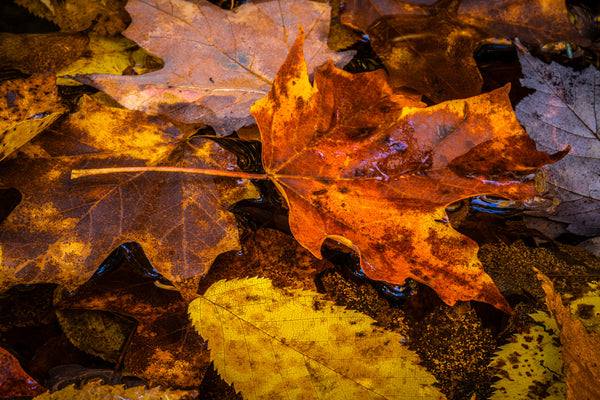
565, 282, 600, 334
189, 277, 445, 400
490, 311, 566, 399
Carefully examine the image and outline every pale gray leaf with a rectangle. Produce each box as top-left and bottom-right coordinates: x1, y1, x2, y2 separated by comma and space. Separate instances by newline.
516, 46, 600, 235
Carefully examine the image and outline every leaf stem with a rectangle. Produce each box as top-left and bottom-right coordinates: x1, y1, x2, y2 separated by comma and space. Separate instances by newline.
71, 166, 268, 180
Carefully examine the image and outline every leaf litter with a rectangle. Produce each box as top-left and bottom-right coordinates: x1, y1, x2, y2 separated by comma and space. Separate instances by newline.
2, 0, 600, 399
55, 244, 210, 388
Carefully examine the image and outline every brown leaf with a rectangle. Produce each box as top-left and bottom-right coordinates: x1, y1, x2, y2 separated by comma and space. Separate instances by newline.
340, 0, 429, 35
56, 245, 210, 388
457, 0, 588, 45
0, 95, 258, 297
251, 30, 564, 314
0, 346, 46, 397
14, 0, 130, 35
367, 8, 483, 102
0, 32, 89, 74
0, 73, 66, 162
536, 269, 600, 400
76, 0, 353, 136
341, 0, 590, 102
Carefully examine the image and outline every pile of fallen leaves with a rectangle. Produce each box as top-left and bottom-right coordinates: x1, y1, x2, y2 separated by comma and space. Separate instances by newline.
1, 0, 600, 399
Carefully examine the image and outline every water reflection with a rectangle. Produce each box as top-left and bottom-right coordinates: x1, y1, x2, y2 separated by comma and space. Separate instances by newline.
467, 195, 556, 216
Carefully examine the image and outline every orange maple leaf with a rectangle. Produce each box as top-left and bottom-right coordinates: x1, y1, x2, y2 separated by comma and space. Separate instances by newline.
251, 29, 565, 314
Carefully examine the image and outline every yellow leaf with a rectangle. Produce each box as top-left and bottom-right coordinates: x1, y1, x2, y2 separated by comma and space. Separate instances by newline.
490, 311, 566, 399
1, 112, 63, 162
566, 282, 600, 333
57, 35, 163, 86
0, 73, 66, 161
189, 277, 445, 400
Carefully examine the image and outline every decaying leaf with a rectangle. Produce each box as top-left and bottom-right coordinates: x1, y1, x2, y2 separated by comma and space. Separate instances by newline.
341, 0, 590, 102
15, 0, 130, 35
56, 35, 163, 86
516, 44, 600, 236
489, 310, 566, 399
189, 277, 445, 399
457, 0, 588, 45
33, 380, 195, 400
536, 269, 600, 400
0, 95, 258, 296
0, 346, 47, 398
55, 307, 131, 364
567, 282, 600, 333
0, 73, 66, 162
0, 32, 89, 74
340, 0, 428, 35
76, 0, 353, 136
251, 30, 565, 314
56, 245, 210, 388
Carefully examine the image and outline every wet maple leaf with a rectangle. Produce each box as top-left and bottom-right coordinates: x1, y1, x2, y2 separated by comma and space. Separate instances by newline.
0, 95, 258, 297
76, 0, 353, 135
251, 30, 565, 314
341, 0, 590, 102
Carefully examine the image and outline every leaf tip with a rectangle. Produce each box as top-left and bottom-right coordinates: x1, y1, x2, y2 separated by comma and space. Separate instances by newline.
552, 145, 570, 161
296, 24, 305, 40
